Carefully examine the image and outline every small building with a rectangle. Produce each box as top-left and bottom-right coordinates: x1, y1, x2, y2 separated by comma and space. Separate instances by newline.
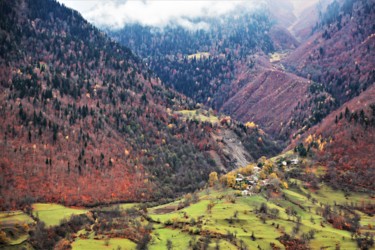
291, 158, 299, 165
282, 161, 287, 166
242, 190, 250, 196
236, 174, 245, 183
260, 179, 269, 186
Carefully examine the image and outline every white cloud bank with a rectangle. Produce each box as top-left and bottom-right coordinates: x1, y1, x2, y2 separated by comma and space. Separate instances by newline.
58, 0, 263, 30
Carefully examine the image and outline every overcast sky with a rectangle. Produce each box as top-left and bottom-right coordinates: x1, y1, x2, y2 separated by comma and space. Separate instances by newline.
58, 0, 265, 30
57, 0, 320, 30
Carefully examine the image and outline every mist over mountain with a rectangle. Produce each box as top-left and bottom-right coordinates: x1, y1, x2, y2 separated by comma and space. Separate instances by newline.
60, 0, 265, 30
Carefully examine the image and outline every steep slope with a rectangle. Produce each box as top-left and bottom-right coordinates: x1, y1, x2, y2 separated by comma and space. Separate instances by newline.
109, 10, 313, 140
109, 2, 356, 141
287, 0, 333, 41
290, 85, 375, 191
266, 0, 296, 29
268, 26, 299, 50
220, 54, 312, 138
109, 12, 275, 110
0, 0, 281, 209
284, 0, 375, 105
288, 4, 320, 41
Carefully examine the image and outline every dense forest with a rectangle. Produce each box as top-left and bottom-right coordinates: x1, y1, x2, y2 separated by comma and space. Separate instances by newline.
285, 0, 375, 129
110, 0, 374, 144
0, 0, 281, 209
108, 0, 375, 193
110, 13, 274, 109
0, 0, 374, 249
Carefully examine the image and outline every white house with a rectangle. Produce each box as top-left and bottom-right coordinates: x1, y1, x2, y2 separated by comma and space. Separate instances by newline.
242, 190, 251, 196
291, 158, 299, 165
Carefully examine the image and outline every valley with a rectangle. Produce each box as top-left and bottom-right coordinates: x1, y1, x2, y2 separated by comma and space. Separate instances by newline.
0, 0, 374, 249
1, 151, 374, 249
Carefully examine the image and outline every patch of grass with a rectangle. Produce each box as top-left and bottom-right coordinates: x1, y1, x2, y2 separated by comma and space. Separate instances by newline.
0, 211, 34, 225
177, 110, 219, 124
210, 240, 238, 250
269, 52, 288, 63
0, 211, 34, 246
150, 228, 192, 250
72, 238, 136, 250
150, 200, 211, 223
98, 203, 138, 212
187, 52, 210, 60
0, 242, 34, 250
3, 176, 373, 250
290, 180, 372, 207
32, 203, 87, 227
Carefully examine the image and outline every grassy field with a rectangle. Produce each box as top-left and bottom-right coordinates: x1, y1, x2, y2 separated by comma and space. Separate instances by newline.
269, 52, 288, 63
147, 183, 374, 249
0, 211, 34, 225
1, 164, 374, 250
0, 242, 34, 250
1, 184, 373, 249
97, 202, 138, 212
187, 52, 210, 60
176, 110, 219, 124
72, 238, 137, 250
150, 228, 192, 250
32, 203, 87, 227
0, 211, 34, 247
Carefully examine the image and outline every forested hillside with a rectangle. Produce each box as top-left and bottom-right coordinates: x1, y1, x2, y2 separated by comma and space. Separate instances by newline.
110, 0, 374, 143
110, 12, 274, 110
0, 1, 374, 249
284, 0, 374, 110
290, 85, 375, 192
108, 0, 374, 193
0, 0, 281, 210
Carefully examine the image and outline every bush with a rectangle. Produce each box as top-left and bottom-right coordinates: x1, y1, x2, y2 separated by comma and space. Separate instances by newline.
225, 194, 236, 203
0, 230, 10, 245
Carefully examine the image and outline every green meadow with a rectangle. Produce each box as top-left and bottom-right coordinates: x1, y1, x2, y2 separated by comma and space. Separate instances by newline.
0, 211, 34, 247
177, 110, 219, 124
32, 203, 87, 227
1, 176, 373, 249
72, 238, 137, 250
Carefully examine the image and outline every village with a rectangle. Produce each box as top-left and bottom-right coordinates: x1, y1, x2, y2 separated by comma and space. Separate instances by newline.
232, 156, 300, 196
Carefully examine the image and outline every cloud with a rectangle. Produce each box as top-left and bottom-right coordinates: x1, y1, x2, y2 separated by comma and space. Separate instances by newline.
58, 0, 262, 30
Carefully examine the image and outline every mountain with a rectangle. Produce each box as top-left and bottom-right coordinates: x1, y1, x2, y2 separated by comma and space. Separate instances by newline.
284, 0, 374, 106
0, 1, 374, 249
281, 0, 375, 191
0, 0, 281, 210
107, 0, 374, 193
220, 55, 309, 137
109, 12, 274, 110
0, 0, 373, 210
285, 0, 333, 42
109, 10, 308, 139
109, 0, 374, 144
289, 84, 375, 191
106, 2, 327, 140
280, 0, 375, 192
